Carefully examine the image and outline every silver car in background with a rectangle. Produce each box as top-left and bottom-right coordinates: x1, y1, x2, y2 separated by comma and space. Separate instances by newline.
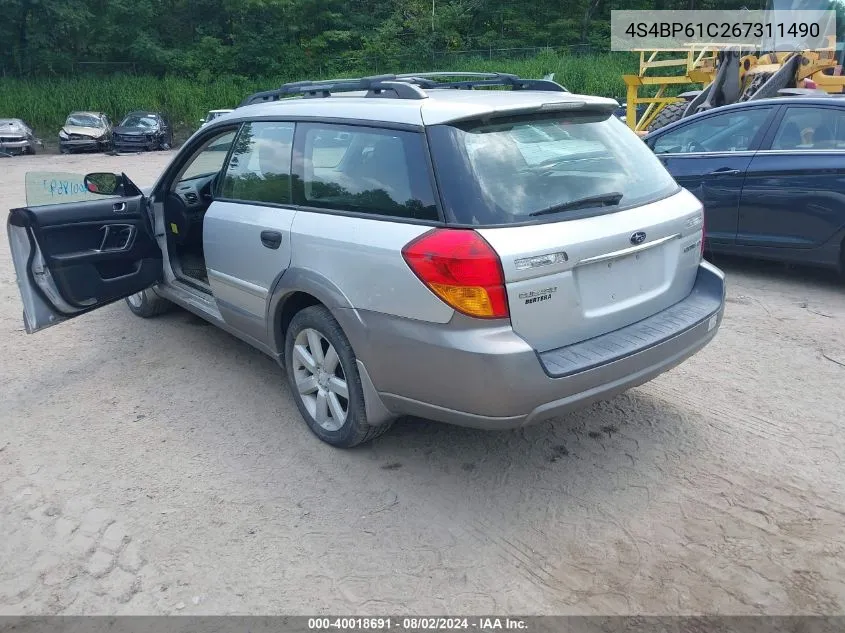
7, 72, 725, 448
0, 118, 39, 156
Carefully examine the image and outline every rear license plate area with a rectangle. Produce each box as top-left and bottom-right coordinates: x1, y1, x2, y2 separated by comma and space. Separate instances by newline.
575, 245, 668, 313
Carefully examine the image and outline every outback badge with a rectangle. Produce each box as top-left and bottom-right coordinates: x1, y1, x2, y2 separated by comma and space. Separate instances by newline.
630, 231, 647, 245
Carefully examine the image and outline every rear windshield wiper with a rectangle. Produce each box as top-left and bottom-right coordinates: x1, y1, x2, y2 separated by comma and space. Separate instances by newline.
529, 192, 623, 217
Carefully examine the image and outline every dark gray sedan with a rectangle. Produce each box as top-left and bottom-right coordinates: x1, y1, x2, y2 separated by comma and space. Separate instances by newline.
113, 111, 173, 153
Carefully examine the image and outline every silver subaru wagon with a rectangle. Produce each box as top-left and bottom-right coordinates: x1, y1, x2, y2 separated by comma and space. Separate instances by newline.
7, 72, 725, 447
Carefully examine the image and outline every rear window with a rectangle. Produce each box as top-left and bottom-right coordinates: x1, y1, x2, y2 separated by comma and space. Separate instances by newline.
428, 113, 679, 225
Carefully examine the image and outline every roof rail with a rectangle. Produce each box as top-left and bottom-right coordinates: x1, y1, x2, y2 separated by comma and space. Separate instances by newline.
238, 75, 426, 107
238, 71, 568, 108
395, 71, 568, 92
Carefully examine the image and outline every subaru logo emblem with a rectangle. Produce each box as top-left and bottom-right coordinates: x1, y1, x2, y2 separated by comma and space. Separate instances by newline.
630, 231, 647, 245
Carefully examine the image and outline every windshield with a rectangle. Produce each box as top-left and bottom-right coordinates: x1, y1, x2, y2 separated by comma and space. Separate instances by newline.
428, 113, 679, 225
120, 114, 159, 128
66, 114, 103, 128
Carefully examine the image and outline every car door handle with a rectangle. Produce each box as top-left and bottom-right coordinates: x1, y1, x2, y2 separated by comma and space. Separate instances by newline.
260, 230, 282, 249
97, 224, 135, 252
706, 168, 741, 176
113, 201, 127, 212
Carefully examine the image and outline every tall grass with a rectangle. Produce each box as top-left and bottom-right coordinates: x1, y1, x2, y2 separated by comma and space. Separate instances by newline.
0, 52, 639, 140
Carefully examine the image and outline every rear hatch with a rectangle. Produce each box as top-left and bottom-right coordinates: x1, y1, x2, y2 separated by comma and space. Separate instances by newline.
427, 108, 704, 353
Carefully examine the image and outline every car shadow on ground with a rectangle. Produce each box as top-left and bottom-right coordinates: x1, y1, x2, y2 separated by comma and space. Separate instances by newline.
150, 304, 704, 505
706, 252, 843, 290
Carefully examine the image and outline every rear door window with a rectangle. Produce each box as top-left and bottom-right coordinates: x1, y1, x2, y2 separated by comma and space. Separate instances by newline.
770, 106, 845, 150
220, 121, 295, 204
293, 123, 439, 221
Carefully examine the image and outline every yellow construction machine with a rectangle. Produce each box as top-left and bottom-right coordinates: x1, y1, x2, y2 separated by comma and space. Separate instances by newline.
622, 0, 845, 134
622, 41, 845, 134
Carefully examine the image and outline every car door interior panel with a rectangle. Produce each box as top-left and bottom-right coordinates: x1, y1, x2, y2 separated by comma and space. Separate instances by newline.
8, 196, 162, 312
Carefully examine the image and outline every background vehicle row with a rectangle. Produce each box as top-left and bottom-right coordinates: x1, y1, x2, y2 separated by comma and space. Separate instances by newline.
59, 111, 173, 154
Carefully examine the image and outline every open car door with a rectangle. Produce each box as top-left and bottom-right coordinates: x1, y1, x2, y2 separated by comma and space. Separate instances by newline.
7, 171, 162, 333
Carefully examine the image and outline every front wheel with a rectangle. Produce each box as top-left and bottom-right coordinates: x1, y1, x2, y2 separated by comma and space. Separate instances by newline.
284, 305, 393, 448
125, 288, 172, 318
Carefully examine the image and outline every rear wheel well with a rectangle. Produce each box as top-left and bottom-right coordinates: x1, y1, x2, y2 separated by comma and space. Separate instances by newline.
278, 292, 322, 342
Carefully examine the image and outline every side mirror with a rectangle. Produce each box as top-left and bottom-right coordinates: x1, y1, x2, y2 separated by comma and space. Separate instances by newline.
84, 172, 124, 196
199, 118, 206, 124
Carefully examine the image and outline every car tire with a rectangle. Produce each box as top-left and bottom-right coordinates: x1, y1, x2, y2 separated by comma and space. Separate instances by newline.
647, 101, 687, 132
284, 305, 393, 448
125, 288, 172, 318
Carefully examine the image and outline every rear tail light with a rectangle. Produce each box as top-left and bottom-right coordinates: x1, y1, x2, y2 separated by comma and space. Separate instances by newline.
402, 229, 509, 319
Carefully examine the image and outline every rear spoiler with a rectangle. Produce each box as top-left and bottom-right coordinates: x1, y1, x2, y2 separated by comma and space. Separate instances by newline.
443, 98, 620, 126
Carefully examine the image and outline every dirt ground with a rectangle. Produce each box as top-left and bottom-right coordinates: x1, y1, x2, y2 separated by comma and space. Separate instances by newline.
1, 152, 844, 616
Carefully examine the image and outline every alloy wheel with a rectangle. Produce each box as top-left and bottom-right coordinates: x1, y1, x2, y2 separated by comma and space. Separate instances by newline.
291, 328, 349, 431
127, 292, 144, 308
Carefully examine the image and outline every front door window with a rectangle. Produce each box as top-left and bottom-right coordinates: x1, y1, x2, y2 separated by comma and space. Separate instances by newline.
652, 108, 773, 155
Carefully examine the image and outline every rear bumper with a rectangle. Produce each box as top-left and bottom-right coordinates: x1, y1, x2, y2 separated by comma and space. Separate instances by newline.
343, 261, 725, 430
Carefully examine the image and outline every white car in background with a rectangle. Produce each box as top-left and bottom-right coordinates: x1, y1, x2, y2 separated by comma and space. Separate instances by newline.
199, 109, 234, 127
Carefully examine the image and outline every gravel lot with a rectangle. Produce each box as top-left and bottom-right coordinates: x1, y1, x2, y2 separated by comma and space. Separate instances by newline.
1, 152, 844, 616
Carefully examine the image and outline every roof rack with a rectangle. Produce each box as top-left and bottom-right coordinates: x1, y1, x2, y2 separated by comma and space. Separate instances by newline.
238, 72, 568, 107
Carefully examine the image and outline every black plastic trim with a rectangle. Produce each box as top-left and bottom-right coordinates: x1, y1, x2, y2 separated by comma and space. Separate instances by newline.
538, 266, 723, 378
